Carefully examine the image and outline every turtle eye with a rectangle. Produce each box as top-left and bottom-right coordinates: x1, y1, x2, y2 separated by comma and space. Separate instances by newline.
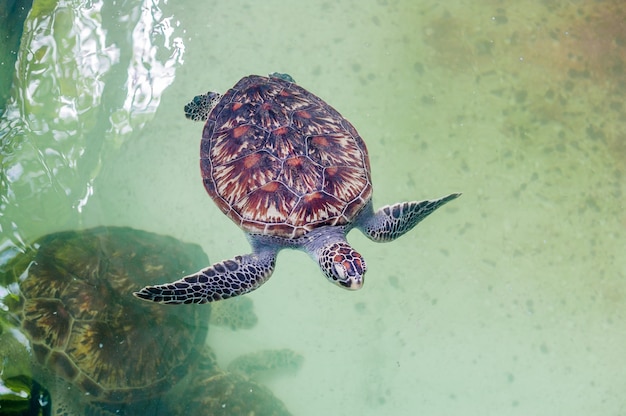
332, 263, 348, 280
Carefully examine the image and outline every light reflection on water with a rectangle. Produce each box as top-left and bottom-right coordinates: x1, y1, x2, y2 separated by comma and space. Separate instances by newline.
0, 1, 187, 410
0, 0, 184, 249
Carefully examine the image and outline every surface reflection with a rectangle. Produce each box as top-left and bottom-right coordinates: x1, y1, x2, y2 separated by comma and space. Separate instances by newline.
0, 0, 184, 251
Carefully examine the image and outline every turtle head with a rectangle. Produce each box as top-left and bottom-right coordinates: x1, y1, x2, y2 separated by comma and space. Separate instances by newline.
184, 92, 222, 122
317, 242, 366, 290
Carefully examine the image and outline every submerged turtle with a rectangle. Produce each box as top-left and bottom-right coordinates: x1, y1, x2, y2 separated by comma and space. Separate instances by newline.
0, 227, 298, 415
134, 73, 460, 304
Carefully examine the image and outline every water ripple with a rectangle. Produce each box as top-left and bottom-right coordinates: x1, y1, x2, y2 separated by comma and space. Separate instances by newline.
0, 0, 185, 253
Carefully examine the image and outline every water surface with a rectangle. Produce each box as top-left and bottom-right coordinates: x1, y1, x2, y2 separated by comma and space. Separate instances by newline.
1, 0, 625, 415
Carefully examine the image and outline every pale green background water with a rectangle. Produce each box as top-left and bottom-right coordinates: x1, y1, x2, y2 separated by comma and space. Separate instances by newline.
1, 0, 625, 415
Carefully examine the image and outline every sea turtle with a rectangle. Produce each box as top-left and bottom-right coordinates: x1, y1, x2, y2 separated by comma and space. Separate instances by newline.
169, 348, 302, 416
0, 227, 298, 415
134, 73, 460, 304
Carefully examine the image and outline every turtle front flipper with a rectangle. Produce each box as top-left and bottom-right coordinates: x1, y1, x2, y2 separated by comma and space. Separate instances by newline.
133, 252, 276, 304
358, 193, 461, 242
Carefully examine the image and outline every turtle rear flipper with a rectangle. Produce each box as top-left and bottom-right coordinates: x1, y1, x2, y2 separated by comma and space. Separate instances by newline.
170, 349, 296, 416
357, 193, 461, 242
227, 349, 304, 382
210, 296, 258, 330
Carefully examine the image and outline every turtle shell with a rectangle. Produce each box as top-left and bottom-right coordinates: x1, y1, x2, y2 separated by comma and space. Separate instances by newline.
1, 227, 209, 409
201, 75, 373, 238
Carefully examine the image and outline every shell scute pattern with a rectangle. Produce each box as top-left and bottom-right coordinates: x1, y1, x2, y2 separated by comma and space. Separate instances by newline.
234, 77, 282, 104
22, 298, 70, 349
234, 181, 299, 224
203, 75, 372, 238
290, 106, 346, 136
274, 88, 312, 111
306, 133, 364, 167
281, 155, 323, 195
209, 124, 268, 164
286, 192, 345, 226
323, 166, 369, 203
211, 151, 282, 206
256, 101, 291, 131
267, 126, 307, 159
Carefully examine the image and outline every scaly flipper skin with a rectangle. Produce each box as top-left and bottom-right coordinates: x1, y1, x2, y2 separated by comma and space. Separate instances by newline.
133, 251, 276, 304
183, 92, 222, 122
359, 193, 461, 242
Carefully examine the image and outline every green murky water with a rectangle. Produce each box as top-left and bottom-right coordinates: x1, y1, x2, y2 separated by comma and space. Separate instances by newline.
1, 0, 625, 414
